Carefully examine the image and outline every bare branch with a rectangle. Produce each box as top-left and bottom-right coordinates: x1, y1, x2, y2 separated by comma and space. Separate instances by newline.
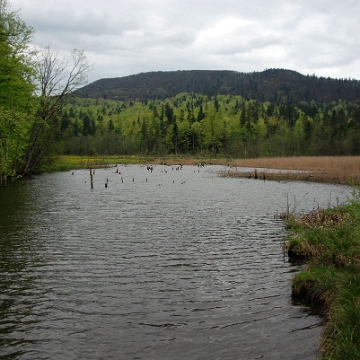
22, 46, 93, 175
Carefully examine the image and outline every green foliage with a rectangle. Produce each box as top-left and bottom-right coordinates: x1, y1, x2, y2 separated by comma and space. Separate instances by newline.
0, 107, 31, 179
0, 1, 92, 179
58, 93, 360, 158
0, 0, 35, 111
0, 0, 36, 181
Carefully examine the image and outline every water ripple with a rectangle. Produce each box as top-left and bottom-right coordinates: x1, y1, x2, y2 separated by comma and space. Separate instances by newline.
0, 165, 352, 359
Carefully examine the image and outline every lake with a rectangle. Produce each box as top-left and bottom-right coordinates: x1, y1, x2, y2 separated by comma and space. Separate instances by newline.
0, 165, 353, 359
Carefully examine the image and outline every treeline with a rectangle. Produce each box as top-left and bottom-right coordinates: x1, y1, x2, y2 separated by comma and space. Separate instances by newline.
57, 94, 360, 158
76, 69, 360, 104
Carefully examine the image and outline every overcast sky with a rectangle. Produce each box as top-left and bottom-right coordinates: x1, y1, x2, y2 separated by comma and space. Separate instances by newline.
11, 0, 360, 84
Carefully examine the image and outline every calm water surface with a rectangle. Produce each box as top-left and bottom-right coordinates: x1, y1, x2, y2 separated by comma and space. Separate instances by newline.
0, 165, 353, 360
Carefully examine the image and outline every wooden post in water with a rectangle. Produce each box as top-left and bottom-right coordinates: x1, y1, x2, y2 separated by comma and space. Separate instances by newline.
90, 168, 94, 189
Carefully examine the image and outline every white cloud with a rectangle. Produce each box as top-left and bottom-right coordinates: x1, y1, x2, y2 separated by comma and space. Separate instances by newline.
10, 0, 360, 82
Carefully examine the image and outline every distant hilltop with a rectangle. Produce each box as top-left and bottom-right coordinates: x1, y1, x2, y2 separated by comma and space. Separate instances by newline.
75, 69, 360, 104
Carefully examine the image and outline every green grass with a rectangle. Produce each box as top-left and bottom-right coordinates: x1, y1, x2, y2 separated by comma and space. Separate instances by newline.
321, 273, 360, 359
287, 189, 360, 359
37, 155, 160, 173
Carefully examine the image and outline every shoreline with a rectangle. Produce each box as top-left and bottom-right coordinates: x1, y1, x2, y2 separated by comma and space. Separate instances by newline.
46, 155, 360, 186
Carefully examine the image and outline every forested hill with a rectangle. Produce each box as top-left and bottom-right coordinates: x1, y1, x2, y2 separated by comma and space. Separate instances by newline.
76, 69, 360, 104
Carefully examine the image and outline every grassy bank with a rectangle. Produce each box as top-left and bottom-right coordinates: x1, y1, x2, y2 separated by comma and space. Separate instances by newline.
286, 190, 360, 359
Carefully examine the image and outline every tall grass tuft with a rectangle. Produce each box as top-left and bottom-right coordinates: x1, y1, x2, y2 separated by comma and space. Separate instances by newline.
321, 273, 360, 360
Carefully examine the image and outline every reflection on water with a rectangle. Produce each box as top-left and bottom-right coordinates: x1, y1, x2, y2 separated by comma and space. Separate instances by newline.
0, 165, 352, 359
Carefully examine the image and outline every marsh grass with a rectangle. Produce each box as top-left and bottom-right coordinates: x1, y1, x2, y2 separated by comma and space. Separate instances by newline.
223, 156, 360, 185
287, 191, 360, 359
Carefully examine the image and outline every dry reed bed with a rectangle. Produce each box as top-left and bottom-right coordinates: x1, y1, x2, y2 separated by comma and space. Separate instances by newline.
222, 156, 360, 185
290, 209, 353, 230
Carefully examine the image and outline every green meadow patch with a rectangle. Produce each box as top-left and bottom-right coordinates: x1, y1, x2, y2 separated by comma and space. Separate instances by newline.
38, 155, 160, 173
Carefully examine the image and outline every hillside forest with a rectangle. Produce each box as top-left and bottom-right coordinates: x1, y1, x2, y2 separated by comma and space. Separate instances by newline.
58, 95, 360, 159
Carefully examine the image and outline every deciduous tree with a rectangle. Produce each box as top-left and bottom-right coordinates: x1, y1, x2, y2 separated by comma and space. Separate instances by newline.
0, 0, 35, 181
21, 47, 92, 175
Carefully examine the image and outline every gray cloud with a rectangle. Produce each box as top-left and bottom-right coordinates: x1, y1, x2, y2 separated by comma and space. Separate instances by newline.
11, 0, 360, 83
